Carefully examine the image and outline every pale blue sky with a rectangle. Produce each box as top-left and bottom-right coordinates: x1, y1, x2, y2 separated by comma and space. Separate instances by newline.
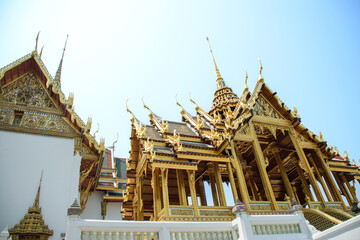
1, 0, 359, 166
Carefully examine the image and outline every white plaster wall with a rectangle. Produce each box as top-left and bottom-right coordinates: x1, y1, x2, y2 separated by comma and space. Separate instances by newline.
106, 202, 123, 220
81, 191, 103, 220
0, 130, 82, 240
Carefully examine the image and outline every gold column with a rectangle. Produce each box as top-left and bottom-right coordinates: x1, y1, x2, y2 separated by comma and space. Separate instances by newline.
342, 177, 359, 203
151, 169, 161, 220
290, 152, 314, 202
176, 169, 187, 205
268, 143, 294, 199
245, 166, 259, 201
307, 153, 333, 202
207, 162, 219, 206
139, 176, 144, 221
230, 140, 250, 206
315, 149, 345, 208
161, 168, 169, 216
337, 173, 356, 204
187, 170, 199, 216
249, 123, 278, 211
197, 176, 207, 206
291, 182, 300, 203
226, 162, 239, 202
288, 128, 326, 208
214, 162, 226, 206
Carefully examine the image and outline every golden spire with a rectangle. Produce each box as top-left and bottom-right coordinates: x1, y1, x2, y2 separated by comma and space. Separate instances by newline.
206, 37, 226, 89
34, 31, 40, 53
33, 171, 43, 209
54, 35, 69, 86
258, 58, 264, 82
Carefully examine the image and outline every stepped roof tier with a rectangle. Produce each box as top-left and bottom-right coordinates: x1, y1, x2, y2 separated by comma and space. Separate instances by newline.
123, 40, 360, 231
0, 34, 105, 211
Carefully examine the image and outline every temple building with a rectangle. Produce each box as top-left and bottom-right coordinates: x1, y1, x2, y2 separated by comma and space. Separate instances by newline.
123, 38, 360, 231
0, 34, 110, 239
1, 34, 360, 239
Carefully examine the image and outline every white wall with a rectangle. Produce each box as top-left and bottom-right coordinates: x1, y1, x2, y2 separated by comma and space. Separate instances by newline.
80, 191, 123, 220
81, 191, 103, 220
0, 130, 81, 240
106, 202, 122, 220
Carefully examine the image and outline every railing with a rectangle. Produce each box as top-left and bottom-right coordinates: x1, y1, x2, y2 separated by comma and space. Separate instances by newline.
66, 219, 235, 240
66, 209, 314, 240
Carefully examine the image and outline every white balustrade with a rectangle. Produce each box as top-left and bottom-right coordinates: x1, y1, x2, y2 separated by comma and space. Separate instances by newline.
65, 210, 315, 240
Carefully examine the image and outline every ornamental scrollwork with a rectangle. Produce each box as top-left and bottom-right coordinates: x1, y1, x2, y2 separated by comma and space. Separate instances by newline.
170, 209, 194, 216
253, 96, 282, 119
0, 73, 56, 110
0, 108, 13, 124
21, 112, 75, 134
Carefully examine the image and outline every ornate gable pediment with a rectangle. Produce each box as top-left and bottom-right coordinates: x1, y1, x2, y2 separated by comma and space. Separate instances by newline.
0, 72, 57, 110
253, 95, 284, 120
0, 72, 79, 137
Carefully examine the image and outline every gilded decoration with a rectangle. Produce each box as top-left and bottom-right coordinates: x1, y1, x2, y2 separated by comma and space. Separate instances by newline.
199, 210, 232, 216
0, 73, 56, 110
0, 108, 13, 124
170, 209, 194, 216
253, 96, 282, 119
21, 112, 75, 133
249, 203, 272, 211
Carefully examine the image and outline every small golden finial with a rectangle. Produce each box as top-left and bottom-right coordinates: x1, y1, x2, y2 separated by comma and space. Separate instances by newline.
39, 45, 44, 58
142, 96, 151, 112
35, 31, 40, 53
113, 133, 119, 151
206, 37, 226, 89
125, 99, 135, 119
344, 151, 349, 161
93, 123, 99, 138
334, 146, 339, 155
244, 69, 248, 90
319, 131, 324, 141
258, 58, 264, 82
175, 94, 184, 110
293, 106, 298, 116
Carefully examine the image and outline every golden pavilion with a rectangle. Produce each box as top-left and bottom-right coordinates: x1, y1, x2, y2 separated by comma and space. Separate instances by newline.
123, 38, 360, 231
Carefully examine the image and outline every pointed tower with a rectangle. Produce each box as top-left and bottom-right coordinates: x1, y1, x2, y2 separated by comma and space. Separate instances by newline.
9, 173, 53, 240
53, 35, 68, 92
206, 37, 239, 117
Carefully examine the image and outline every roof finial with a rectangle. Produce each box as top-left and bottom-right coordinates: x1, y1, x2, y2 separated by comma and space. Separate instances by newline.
54, 35, 69, 86
39, 46, 44, 58
33, 171, 43, 208
34, 31, 40, 53
244, 69, 248, 90
206, 37, 226, 89
113, 133, 119, 151
258, 58, 264, 83
142, 96, 151, 113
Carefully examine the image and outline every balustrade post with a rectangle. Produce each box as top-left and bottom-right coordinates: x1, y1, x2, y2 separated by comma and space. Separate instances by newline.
66, 198, 82, 240
158, 226, 170, 240
232, 199, 249, 240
